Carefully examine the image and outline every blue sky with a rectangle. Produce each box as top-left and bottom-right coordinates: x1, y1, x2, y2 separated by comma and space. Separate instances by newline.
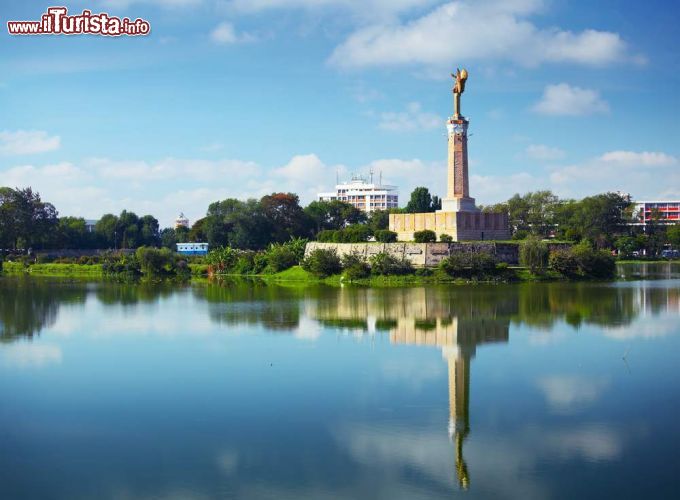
1, 0, 679, 226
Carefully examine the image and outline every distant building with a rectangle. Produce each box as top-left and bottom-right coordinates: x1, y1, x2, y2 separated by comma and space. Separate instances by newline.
632, 200, 680, 226
176, 242, 208, 255
175, 212, 189, 229
84, 220, 97, 233
318, 174, 398, 213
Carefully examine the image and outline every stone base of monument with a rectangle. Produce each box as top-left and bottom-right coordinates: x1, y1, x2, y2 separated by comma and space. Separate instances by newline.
389, 210, 510, 242
440, 197, 479, 213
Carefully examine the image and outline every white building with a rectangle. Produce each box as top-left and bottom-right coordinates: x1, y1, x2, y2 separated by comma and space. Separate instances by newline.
318, 174, 398, 213
631, 200, 680, 226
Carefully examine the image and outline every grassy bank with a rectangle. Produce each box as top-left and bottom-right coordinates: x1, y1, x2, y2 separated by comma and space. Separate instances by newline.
216, 265, 546, 286
1, 261, 209, 279
2, 261, 104, 277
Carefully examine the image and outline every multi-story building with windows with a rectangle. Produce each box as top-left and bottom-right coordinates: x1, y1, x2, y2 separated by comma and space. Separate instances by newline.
318, 174, 398, 213
632, 200, 680, 226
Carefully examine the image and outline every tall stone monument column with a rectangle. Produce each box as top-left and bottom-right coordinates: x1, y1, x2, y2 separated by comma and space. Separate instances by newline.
388, 68, 511, 241
441, 69, 477, 213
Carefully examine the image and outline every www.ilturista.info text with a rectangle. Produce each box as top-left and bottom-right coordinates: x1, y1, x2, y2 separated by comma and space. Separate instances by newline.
7, 7, 150, 36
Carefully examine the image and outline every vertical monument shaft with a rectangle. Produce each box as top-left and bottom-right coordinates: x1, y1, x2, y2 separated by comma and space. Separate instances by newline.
447, 120, 470, 200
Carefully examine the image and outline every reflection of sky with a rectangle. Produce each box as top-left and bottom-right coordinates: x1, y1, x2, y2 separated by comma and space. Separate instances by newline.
0, 280, 679, 499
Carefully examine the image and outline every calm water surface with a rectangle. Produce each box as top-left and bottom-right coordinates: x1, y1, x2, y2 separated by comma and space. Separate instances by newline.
1, 265, 679, 499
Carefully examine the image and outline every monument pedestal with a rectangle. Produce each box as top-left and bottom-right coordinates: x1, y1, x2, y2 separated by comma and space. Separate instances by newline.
389, 210, 510, 241
440, 197, 478, 213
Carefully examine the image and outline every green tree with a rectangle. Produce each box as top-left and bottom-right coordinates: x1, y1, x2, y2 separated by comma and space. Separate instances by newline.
367, 210, 389, 232
95, 214, 119, 248
0, 187, 58, 250
406, 187, 437, 213
139, 215, 160, 247
260, 192, 311, 242
667, 224, 680, 249
520, 236, 549, 273
160, 228, 178, 249
304, 200, 365, 233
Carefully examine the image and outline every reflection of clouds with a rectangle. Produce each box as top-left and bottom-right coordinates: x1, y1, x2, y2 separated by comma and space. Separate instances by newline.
335, 421, 627, 499
293, 317, 322, 341
0, 342, 62, 368
381, 359, 444, 391
536, 375, 609, 413
540, 425, 622, 462
49, 301, 217, 339
602, 313, 679, 341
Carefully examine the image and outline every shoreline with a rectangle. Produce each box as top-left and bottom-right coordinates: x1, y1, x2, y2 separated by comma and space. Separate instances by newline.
2, 262, 678, 286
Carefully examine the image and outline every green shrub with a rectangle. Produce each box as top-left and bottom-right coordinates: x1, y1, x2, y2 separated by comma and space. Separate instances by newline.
374, 229, 398, 243
317, 230, 337, 242
414, 230, 436, 243
549, 243, 615, 279
301, 248, 342, 277
206, 246, 239, 273
571, 242, 616, 278
102, 252, 141, 278
549, 248, 579, 276
264, 240, 304, 273
341, 252, 370, 280
439, 233, 453, 243
520, 236, 549, 273
369, 252, 413, 275
415, 267, 433, 277
332, 224, 372, 243
232, 252, 256, 274
439, 251, 497, 278
512, 229, 529, 240
135, 247, 180, 277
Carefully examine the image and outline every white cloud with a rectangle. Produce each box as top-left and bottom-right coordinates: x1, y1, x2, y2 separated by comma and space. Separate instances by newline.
227, 0, 436, 19
378, 102, 441, 132
0, 130, 61, 155
210, 22, 256, 44
536, 375, 609, 413
549, 150, 680, 199
600, 150, 678, 166
532, 83, 609, 116
329, 1, 632, 69
526, 144, 565, 161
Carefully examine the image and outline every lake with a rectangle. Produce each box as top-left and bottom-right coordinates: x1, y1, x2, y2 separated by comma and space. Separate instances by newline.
1, 265, 679, 499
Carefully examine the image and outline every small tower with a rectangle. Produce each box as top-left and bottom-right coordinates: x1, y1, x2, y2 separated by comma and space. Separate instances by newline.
175, 212, 189, 229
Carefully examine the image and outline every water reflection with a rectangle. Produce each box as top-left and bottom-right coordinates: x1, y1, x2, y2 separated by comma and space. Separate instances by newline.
0, 277, 85, 341
309, 287, 513, 489
0, 275, 680, 498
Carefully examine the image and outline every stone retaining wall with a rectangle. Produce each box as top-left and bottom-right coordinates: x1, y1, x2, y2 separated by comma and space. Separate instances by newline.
305, 241, 572, 267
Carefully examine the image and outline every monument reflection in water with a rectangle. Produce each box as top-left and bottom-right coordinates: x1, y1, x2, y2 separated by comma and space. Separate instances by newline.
310, 287, 516, 490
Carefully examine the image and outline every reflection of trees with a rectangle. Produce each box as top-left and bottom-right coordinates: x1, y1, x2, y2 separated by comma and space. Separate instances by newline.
194, 279, 329, 331
94, 282, 178, 306
0, 278, 85, 341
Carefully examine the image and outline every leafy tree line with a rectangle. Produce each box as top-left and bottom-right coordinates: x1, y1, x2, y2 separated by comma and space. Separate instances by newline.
482, 190, 680, 255
0, 186, 160, 251
3, 185, 678, 257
